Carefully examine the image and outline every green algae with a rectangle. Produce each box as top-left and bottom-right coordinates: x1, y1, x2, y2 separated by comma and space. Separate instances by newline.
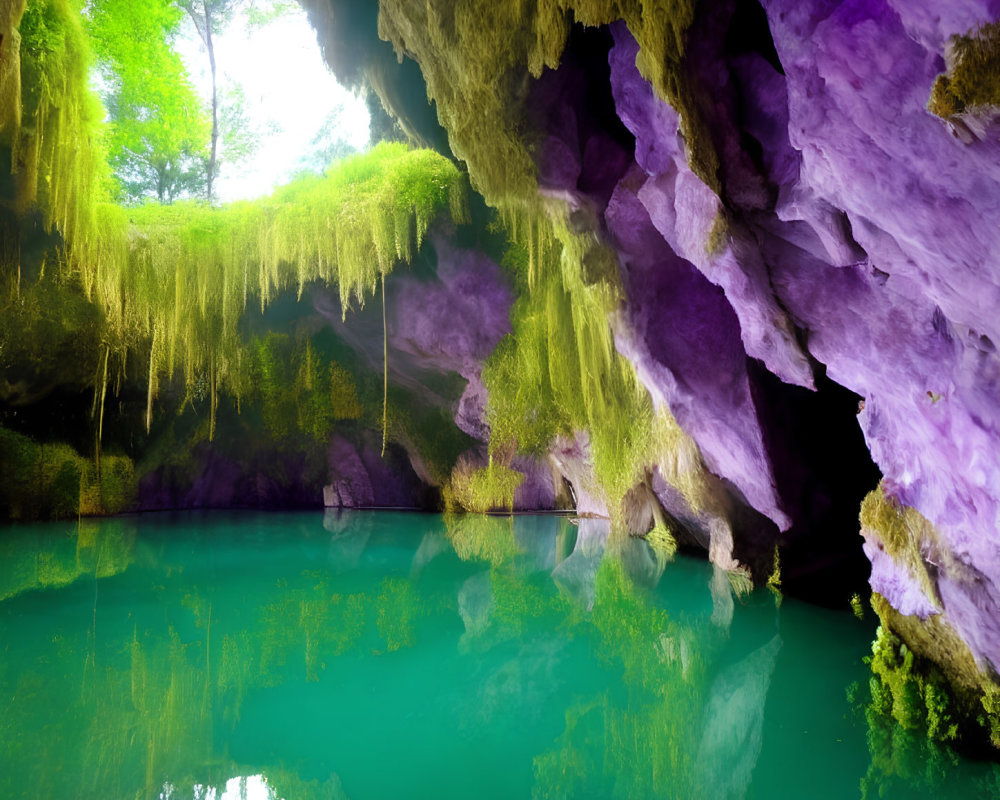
862, 592, 1000, 765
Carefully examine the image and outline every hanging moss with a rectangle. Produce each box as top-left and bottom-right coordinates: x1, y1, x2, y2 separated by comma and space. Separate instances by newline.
369, 0, 730, 528
8, 0, 106, 249
376, 0, 713, 207
480, 215, 723, 527
445, 456, 525, 514
67, 144, 465, 434
928, 21, 1000, 118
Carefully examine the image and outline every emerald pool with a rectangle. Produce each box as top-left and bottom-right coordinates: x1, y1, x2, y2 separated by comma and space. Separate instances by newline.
1, 511, 998, 799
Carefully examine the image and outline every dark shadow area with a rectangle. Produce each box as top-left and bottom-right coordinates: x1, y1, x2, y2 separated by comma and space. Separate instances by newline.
747, 359, 882, 607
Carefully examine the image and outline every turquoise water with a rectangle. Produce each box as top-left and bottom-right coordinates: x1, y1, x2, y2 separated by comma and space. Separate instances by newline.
1, 511, 998, 800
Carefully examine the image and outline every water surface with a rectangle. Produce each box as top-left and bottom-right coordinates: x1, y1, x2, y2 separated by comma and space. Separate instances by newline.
1, 511, 997, 799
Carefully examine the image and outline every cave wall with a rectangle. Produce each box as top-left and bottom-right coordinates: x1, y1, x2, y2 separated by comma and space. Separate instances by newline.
303, 0, 1000, 737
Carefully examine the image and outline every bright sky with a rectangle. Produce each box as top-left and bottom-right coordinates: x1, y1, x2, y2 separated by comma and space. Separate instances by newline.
176, 5, 371, 203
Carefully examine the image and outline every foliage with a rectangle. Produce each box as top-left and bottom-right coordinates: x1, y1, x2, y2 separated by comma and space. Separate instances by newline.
482, 220, 711, 524
851, 593, 865, 620
857, 621, 985, 798
928, 21, 1000, 118
0, 425, 135, 519
85, 0, 211, 203
369, 0, 735, 533
0, 262, 104, 404
250, 333, 360, 443
766, 543, 781, 597
382, 384, 476, 485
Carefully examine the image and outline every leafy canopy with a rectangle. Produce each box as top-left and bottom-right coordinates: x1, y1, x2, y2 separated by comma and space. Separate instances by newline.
85, 0, 211, 204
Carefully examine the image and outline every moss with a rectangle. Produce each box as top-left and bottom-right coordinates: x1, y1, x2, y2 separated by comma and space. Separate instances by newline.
928, 21, 1000, 118
980, 687, 1000, 748
860, 484, 941, 609
928, 75, 963, 118
851, 593, 865, 620
446, 456, 525, 513
646, 522, 678, 561
377, 0, 716, 207
7, 143, 465, 450
866, 593, 1000, 755
10, 0, 106, 247
705, 209, 729, 257
766, 544, 782, 604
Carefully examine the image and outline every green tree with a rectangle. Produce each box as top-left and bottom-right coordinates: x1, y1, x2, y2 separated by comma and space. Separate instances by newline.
85, 0, 211, 203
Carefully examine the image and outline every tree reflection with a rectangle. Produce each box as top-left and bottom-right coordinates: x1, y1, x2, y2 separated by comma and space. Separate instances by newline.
4, 513, 997, 799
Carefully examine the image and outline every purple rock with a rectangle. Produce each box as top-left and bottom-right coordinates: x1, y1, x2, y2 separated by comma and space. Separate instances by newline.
608, 22, 814, 390
605, 170, 789, 529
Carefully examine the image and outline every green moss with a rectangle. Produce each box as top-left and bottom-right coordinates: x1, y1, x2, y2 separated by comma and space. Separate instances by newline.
646, 522, 678, 561
928, 21, 1000, 118
383, 385, 476, 486
860, 594, 1000, 769
446, 457, 525, 513
928, 75, 963, 118
860, 484, 941, 609
979, 687, 1000, 748
248, 333, 362, 444
11, 0, 107, 246
85, 144, 465, 414
377, 0, 715, 207
851, 593, 865, 620
481, 219, 655, 519
705, 209, 729, 257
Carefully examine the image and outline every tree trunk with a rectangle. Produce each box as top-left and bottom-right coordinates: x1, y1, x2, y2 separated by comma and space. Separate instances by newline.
203, 1, 218, 203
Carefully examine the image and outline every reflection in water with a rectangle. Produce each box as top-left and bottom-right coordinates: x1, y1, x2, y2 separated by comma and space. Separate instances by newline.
0, 511, 998, 799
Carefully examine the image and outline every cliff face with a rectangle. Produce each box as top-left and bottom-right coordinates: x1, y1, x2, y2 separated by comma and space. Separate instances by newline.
302, 0, 1000, 740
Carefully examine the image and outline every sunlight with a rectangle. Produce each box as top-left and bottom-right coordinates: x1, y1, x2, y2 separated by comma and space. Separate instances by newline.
176, 5, 370, 202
